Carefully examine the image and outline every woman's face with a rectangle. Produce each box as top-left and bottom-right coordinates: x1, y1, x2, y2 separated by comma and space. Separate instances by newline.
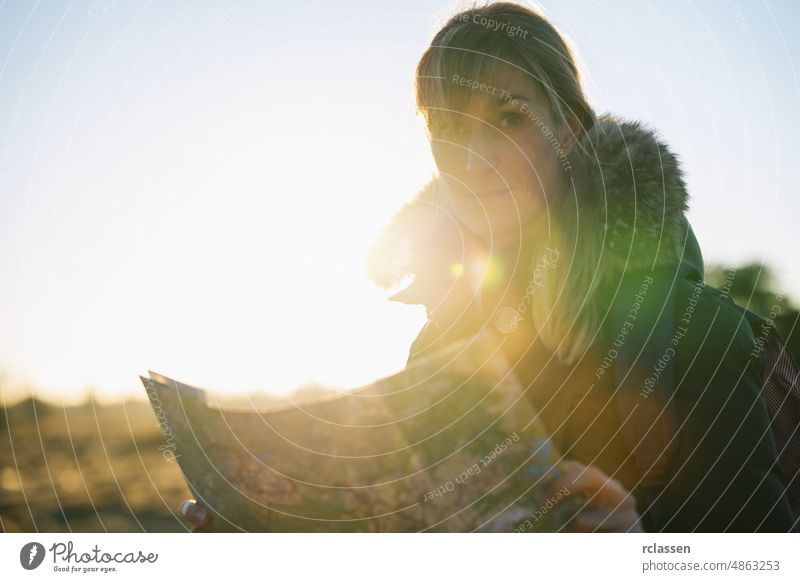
428, 69, 576, 248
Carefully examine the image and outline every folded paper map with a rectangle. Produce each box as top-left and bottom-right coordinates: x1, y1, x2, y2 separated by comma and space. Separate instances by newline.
140, 330, 580, 532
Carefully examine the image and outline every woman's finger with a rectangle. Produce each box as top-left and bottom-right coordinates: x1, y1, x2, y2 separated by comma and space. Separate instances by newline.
549, 460, 643, 533
552, 461, 634, 510
179, 500, 210, 530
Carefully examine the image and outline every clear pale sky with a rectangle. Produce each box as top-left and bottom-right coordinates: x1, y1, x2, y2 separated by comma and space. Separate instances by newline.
1, 0, 798, 403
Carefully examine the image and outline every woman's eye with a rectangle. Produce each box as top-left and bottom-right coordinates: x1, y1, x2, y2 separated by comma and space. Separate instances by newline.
438, 121, 466, 139
497, 111, 525, 129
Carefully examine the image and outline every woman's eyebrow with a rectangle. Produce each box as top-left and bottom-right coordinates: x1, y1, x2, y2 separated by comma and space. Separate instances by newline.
496, 92, 532, 106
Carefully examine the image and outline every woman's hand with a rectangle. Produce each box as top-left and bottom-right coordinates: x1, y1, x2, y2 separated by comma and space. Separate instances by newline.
179, 499, 211, 532
553, 460, 644, 532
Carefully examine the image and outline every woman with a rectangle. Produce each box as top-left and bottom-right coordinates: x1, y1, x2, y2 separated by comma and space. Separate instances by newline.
182, 2, 797, 532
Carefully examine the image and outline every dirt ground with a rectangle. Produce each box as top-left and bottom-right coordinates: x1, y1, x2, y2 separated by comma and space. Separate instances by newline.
0, 397, 192, 532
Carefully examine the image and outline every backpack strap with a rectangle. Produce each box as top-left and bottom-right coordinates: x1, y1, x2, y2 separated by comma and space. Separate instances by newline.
744, 310, 800, 514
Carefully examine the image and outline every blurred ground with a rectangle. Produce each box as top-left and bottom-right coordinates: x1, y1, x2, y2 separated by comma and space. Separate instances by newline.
0, 386, 337, 533
0, 397, 192, 532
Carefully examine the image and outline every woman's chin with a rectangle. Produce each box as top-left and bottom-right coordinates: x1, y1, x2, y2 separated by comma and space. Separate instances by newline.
467, 216, 529, 246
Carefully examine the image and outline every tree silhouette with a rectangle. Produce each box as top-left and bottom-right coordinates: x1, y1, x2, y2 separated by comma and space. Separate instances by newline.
705, 262, 800, 364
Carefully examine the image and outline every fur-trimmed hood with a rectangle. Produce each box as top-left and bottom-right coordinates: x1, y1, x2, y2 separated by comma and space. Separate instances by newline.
367, 113, 701, 307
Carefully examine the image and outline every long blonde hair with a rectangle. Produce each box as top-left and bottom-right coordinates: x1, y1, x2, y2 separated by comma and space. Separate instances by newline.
415, 2, 603, 363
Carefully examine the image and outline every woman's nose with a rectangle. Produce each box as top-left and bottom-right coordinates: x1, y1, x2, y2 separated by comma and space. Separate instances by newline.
465, 127, 498, 174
